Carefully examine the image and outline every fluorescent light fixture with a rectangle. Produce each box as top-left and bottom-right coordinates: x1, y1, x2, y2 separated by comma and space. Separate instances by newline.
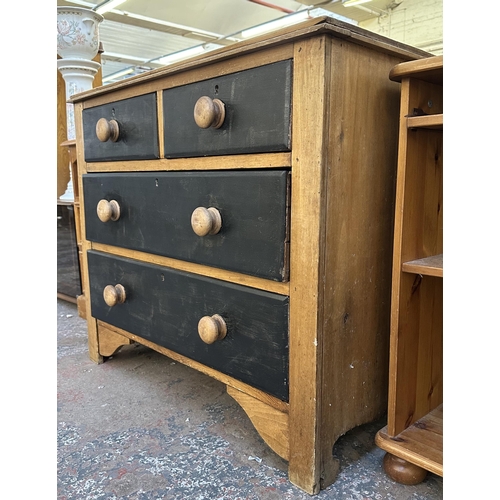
241, 10, 310, 39
102, 67, 134, 83
95, 0, 127, 15
342, 0, 372, 6
156, 45, 206, 65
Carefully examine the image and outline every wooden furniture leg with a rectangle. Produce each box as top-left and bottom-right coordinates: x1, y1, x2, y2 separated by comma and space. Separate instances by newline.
227, 386, 289, 461
383, 453, 428, 485
98, 324, 135, 357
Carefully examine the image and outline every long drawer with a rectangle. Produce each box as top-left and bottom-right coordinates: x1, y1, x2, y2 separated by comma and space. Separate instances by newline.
163, 60, 292, 158
87, 250, 289, 400
83, 170, 290, 281
82, 93, 159, 162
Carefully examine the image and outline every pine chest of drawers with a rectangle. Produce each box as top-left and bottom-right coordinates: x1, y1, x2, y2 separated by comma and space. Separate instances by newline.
72, 17, 428, 494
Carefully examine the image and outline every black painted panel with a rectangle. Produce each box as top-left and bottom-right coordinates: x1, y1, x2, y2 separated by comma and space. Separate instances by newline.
83, 170, 289, 281
57, 204, 82, 298
82, 93, 159, 162
88, 251, 289, 401
163, 60, 292, 158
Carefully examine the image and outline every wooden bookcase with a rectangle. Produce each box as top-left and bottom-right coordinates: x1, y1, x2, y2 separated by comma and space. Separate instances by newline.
375, 55, 443, 484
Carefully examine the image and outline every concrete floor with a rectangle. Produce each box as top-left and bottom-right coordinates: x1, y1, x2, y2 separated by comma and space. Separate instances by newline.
57, 298, 443, 499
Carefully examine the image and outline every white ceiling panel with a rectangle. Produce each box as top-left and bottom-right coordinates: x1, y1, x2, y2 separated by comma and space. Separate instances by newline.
114, 0, 305, 35
57, 0, 430, 84
99, 19, 200, 64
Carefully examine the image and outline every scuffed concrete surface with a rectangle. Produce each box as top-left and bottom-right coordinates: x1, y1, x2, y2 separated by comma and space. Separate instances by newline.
57, 299, 443, 499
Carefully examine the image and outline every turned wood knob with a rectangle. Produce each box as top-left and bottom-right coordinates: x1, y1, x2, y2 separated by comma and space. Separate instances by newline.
97, 199, 121, 222
103, 284, 126, 307
191, 207, 222, 236
96, 118, 120, 142
198, 314, 227, 344
194, 96, 225, 129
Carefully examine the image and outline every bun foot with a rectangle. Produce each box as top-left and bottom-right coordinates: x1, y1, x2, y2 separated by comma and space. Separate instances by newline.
383, 453, 428, 485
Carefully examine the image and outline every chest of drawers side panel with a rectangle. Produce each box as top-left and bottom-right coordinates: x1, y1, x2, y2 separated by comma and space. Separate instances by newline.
318, 34, 405, 437
287, 35, 423, 494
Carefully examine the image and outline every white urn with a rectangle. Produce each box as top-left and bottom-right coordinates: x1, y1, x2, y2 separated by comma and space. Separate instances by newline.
57, 58, 102, 95
57, 6, 104, 60
57, 6, 104, 200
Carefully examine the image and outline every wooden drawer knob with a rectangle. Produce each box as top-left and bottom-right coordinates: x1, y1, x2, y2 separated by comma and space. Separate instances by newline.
96, 118, 120, 142
194, 96, 225, 129
103, 284, 126, 307
191, 207, 222, 236
97, 199, 121, 222
198, 314, 227, 344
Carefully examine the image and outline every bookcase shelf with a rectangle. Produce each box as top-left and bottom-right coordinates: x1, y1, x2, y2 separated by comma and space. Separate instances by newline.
375, 55, 443, 485
402, 254, 443, 277
407, 113, 443, 130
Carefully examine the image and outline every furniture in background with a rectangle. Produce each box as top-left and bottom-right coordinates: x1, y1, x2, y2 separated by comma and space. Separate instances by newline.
57, 47, 102, 313
57, 198, 82, 303
58, 140, 87, 317
375, 55, 443, 484
71, 17, 428, 494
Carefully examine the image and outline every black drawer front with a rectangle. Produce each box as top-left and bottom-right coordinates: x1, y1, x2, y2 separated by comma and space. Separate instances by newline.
82, 93, 159, 162
163, 60, 292, 158
83, 170, 289, 281
88, 251, 289, 401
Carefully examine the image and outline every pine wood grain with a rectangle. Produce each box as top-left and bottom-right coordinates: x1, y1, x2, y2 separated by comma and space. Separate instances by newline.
376, 404, 443, 476
74, 101, 103, 364
407, 114, 443, 130
403, 254, 443, 277
389, 55, 443, 84
388, 75, 443, 436
288, 35, 329, 495
84, 152, 291, 172
227, 386, 289, 460
98, 324, 134, 356
317, 36, 404, 490
76, 293, 86, 319
381, 57, 443, 482
90, 243, 289, 296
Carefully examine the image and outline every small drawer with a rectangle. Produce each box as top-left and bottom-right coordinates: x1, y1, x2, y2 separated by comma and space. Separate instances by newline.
82, 93, 159, 162
163, 60, 292, 158
88, 251, 289, 401
83, 170, 290, 281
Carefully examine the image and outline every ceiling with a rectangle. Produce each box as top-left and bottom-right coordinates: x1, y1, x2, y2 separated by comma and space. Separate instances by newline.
57, 0, 402, 84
